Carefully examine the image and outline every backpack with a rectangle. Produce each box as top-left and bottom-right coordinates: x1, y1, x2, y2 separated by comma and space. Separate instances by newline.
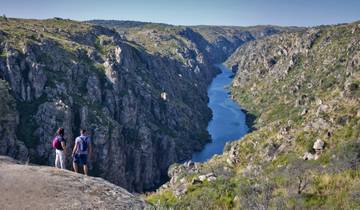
79, 136, 88, 152
52, 136, 63, 150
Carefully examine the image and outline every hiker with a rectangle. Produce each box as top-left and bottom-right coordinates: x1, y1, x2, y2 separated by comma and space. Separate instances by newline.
72, 129, 92, 175
53, 127, 67, 169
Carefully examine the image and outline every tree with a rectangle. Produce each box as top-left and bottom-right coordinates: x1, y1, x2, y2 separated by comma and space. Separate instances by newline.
285, 159, 319, 195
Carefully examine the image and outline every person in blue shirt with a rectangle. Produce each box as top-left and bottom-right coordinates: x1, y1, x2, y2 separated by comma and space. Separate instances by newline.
72, 129, 92, 175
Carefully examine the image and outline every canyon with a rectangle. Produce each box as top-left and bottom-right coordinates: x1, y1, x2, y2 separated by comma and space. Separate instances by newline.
0, 17, 287, 192
1, 17, 359, 209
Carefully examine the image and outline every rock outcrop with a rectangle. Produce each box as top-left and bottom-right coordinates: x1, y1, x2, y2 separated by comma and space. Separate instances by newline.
0, 156, 148, 210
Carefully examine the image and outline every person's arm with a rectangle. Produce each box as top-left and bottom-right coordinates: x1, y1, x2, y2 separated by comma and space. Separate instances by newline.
72, 139, 78, 157
61, 141, 67, 155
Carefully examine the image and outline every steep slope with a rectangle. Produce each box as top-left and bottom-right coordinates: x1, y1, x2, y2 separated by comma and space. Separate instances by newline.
147, 22, 360, 209
0, 17, 214, 192
0, 156, 148, 210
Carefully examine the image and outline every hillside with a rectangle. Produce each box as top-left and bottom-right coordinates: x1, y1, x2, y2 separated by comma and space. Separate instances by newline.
147, 21, 360, 209
0, 156, 148, 209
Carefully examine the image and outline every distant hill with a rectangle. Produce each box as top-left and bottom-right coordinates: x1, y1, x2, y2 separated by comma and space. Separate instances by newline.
88, 19, 298, 63
87, 19, 170, 31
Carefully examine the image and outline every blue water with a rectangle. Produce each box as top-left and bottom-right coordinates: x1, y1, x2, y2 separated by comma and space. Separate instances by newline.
192, 64, 249, 162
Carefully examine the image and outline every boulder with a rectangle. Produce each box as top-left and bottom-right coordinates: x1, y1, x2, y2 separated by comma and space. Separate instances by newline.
207, 176, 217, 182
160, 92, 168, 101
300, 108, 308, 116
205, 172, 215, 178
198, 175, 207, 182
303, 152, 315, 160
313, 139, 325, 151
184, 160, 195, 169
191, 178, 202, 185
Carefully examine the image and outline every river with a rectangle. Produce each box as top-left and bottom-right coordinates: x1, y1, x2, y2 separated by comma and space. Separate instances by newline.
191, 64, 249, 162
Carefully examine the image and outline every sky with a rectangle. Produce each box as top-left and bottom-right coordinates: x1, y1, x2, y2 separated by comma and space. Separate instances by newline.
1, 0, 360, 26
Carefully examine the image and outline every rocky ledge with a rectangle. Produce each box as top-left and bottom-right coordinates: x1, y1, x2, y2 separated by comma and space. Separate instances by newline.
0, 156, 148, 210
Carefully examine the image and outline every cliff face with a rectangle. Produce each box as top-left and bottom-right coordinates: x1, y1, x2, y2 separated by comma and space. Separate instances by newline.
0, 156, 148, 210
0, 18, 286, 192
148, 22, 360, 209
0, 18, 214, 192
0, 80, 28, 159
